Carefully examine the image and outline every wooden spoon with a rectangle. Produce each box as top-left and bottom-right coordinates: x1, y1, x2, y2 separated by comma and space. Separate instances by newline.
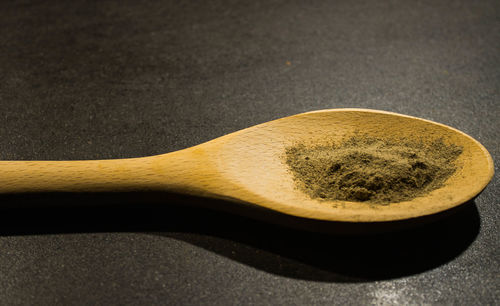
0, 109, 493, 223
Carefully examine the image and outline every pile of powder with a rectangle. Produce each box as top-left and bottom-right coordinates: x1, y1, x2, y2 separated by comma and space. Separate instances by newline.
285, 135, 463, 204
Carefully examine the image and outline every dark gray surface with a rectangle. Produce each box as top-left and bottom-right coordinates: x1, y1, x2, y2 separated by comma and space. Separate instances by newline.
0, 0, 498, 304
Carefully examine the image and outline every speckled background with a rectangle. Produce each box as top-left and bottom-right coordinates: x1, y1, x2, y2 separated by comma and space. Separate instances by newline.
0, 0, 498, 304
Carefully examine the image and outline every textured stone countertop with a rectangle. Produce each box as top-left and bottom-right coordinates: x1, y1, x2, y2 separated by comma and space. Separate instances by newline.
0, 0, 498, 304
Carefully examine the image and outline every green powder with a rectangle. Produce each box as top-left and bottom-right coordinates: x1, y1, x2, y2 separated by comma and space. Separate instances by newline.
285, 135, 463, 204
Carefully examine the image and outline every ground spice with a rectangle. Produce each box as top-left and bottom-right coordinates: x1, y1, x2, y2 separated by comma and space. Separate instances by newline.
285, 135, 463, 204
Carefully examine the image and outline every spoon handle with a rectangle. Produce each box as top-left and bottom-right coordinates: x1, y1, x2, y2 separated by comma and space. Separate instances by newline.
0, 152, 202, 194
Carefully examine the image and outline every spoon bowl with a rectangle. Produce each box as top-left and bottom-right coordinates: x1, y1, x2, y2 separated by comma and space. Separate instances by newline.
0, 109, 494, 224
